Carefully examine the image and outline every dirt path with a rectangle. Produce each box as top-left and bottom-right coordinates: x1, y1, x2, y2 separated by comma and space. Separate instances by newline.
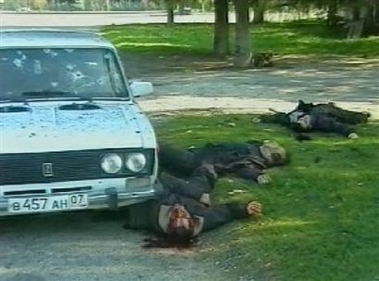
122, 54, 379, 119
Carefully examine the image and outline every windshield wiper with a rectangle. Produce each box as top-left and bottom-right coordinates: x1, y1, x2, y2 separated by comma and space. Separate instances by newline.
21, 90, 92, 102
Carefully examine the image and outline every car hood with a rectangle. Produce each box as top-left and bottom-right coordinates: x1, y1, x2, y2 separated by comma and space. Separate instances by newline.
0, 101, 155, 154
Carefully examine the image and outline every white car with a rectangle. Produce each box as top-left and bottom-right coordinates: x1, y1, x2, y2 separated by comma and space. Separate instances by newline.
0, 29, 161, 216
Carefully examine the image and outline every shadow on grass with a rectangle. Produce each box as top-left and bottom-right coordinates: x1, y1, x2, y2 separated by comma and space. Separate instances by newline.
154, 114, 379, 281
253, 20, 345, 39
115, 43, 212, 55
102, 21, 379, 57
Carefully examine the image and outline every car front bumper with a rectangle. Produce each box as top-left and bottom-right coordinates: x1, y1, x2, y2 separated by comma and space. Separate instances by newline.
0, 177, 162, 216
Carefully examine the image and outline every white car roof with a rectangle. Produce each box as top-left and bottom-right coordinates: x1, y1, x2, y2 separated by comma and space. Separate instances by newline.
0, 29, 115, 49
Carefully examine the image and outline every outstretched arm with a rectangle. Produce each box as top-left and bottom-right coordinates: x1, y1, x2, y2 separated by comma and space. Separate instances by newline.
234, 166, 271, 184
200, 201, 262, 232
159, 174, 205, 200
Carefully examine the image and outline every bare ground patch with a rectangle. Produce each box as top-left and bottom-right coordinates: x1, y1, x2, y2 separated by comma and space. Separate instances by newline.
121, 54, 379, 119
0, 211, 232, 281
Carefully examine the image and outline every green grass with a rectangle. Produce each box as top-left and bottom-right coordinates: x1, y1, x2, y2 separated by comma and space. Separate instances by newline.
154, 114, 379, 281
101, 20, 379, 56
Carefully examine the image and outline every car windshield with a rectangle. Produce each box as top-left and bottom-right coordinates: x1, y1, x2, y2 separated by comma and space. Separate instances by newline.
0, 48, 128, 101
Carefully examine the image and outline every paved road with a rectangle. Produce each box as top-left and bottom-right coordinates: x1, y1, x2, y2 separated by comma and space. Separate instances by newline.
0, 211, 229, 281
0, 10, 317, 28
0, 11, 216, 28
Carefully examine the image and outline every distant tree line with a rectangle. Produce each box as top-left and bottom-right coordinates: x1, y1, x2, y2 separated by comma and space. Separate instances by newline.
1, 0, 377, 68
0, 0, 162, 11
211, 0, 379, 67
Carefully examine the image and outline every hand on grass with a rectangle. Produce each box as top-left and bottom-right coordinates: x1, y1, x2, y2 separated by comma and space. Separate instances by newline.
348, 133, 359, 139
257, 174, 271, 184
246, 201, 262, 218
200, 193, 211, 207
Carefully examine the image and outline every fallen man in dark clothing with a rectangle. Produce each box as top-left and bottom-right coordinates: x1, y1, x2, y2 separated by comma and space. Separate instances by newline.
158, 140, 288, 183
259, 100, 371, 139
124, 164, 262, 247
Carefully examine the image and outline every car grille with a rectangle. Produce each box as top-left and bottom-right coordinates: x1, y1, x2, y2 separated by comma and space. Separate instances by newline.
0, 149, 154, 185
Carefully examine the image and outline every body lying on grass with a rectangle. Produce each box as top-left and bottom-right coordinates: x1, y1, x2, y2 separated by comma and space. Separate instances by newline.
259, 100, 370, 139
158, 140, 288, 183
124, 164, 262, 247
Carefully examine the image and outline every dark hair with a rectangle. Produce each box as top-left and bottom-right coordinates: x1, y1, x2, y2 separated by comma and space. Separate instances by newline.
271, 153, 284, 165
166, 226, 195, 246
142, 230, 196, 249
164, 204, 196, 247
271, 151, 291, 165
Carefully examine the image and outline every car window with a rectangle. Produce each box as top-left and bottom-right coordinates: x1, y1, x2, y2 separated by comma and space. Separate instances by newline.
0, 48, 128, 100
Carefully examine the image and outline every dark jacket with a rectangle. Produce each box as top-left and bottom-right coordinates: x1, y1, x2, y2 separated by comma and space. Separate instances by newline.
296, 100, 370, 125
126, 171, 251, 236
311, 114, 355, 136
158, 142, 268, 182
260, 100, 369, 137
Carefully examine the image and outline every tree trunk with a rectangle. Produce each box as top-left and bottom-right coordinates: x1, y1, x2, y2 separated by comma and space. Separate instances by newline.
141, 0, 149, 9
166, 0, 175, 24
346, 3, 379, 38
178, 0, 185, 15
327, 0, 338, 26
352, 5, 360, 21
233, 0, 251, 68
213, 0, 230, 56
167, 9, 174, 23
253, 8, 264, 24
374, 2, 379, 23
252, 0, 264, 24
84, 0, 91, 10
362, 4, 379, 36
104, 0, 110, 11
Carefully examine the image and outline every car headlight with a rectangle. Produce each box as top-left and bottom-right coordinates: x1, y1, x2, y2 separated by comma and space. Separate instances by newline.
125, 153, 147, 173
100, 153, 123, 174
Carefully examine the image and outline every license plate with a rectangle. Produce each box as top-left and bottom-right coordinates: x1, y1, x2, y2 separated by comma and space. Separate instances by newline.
8, 194, 88, 214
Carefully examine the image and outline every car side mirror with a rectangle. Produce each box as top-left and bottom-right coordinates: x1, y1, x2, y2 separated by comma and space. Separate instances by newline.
130, 81, 154, 97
